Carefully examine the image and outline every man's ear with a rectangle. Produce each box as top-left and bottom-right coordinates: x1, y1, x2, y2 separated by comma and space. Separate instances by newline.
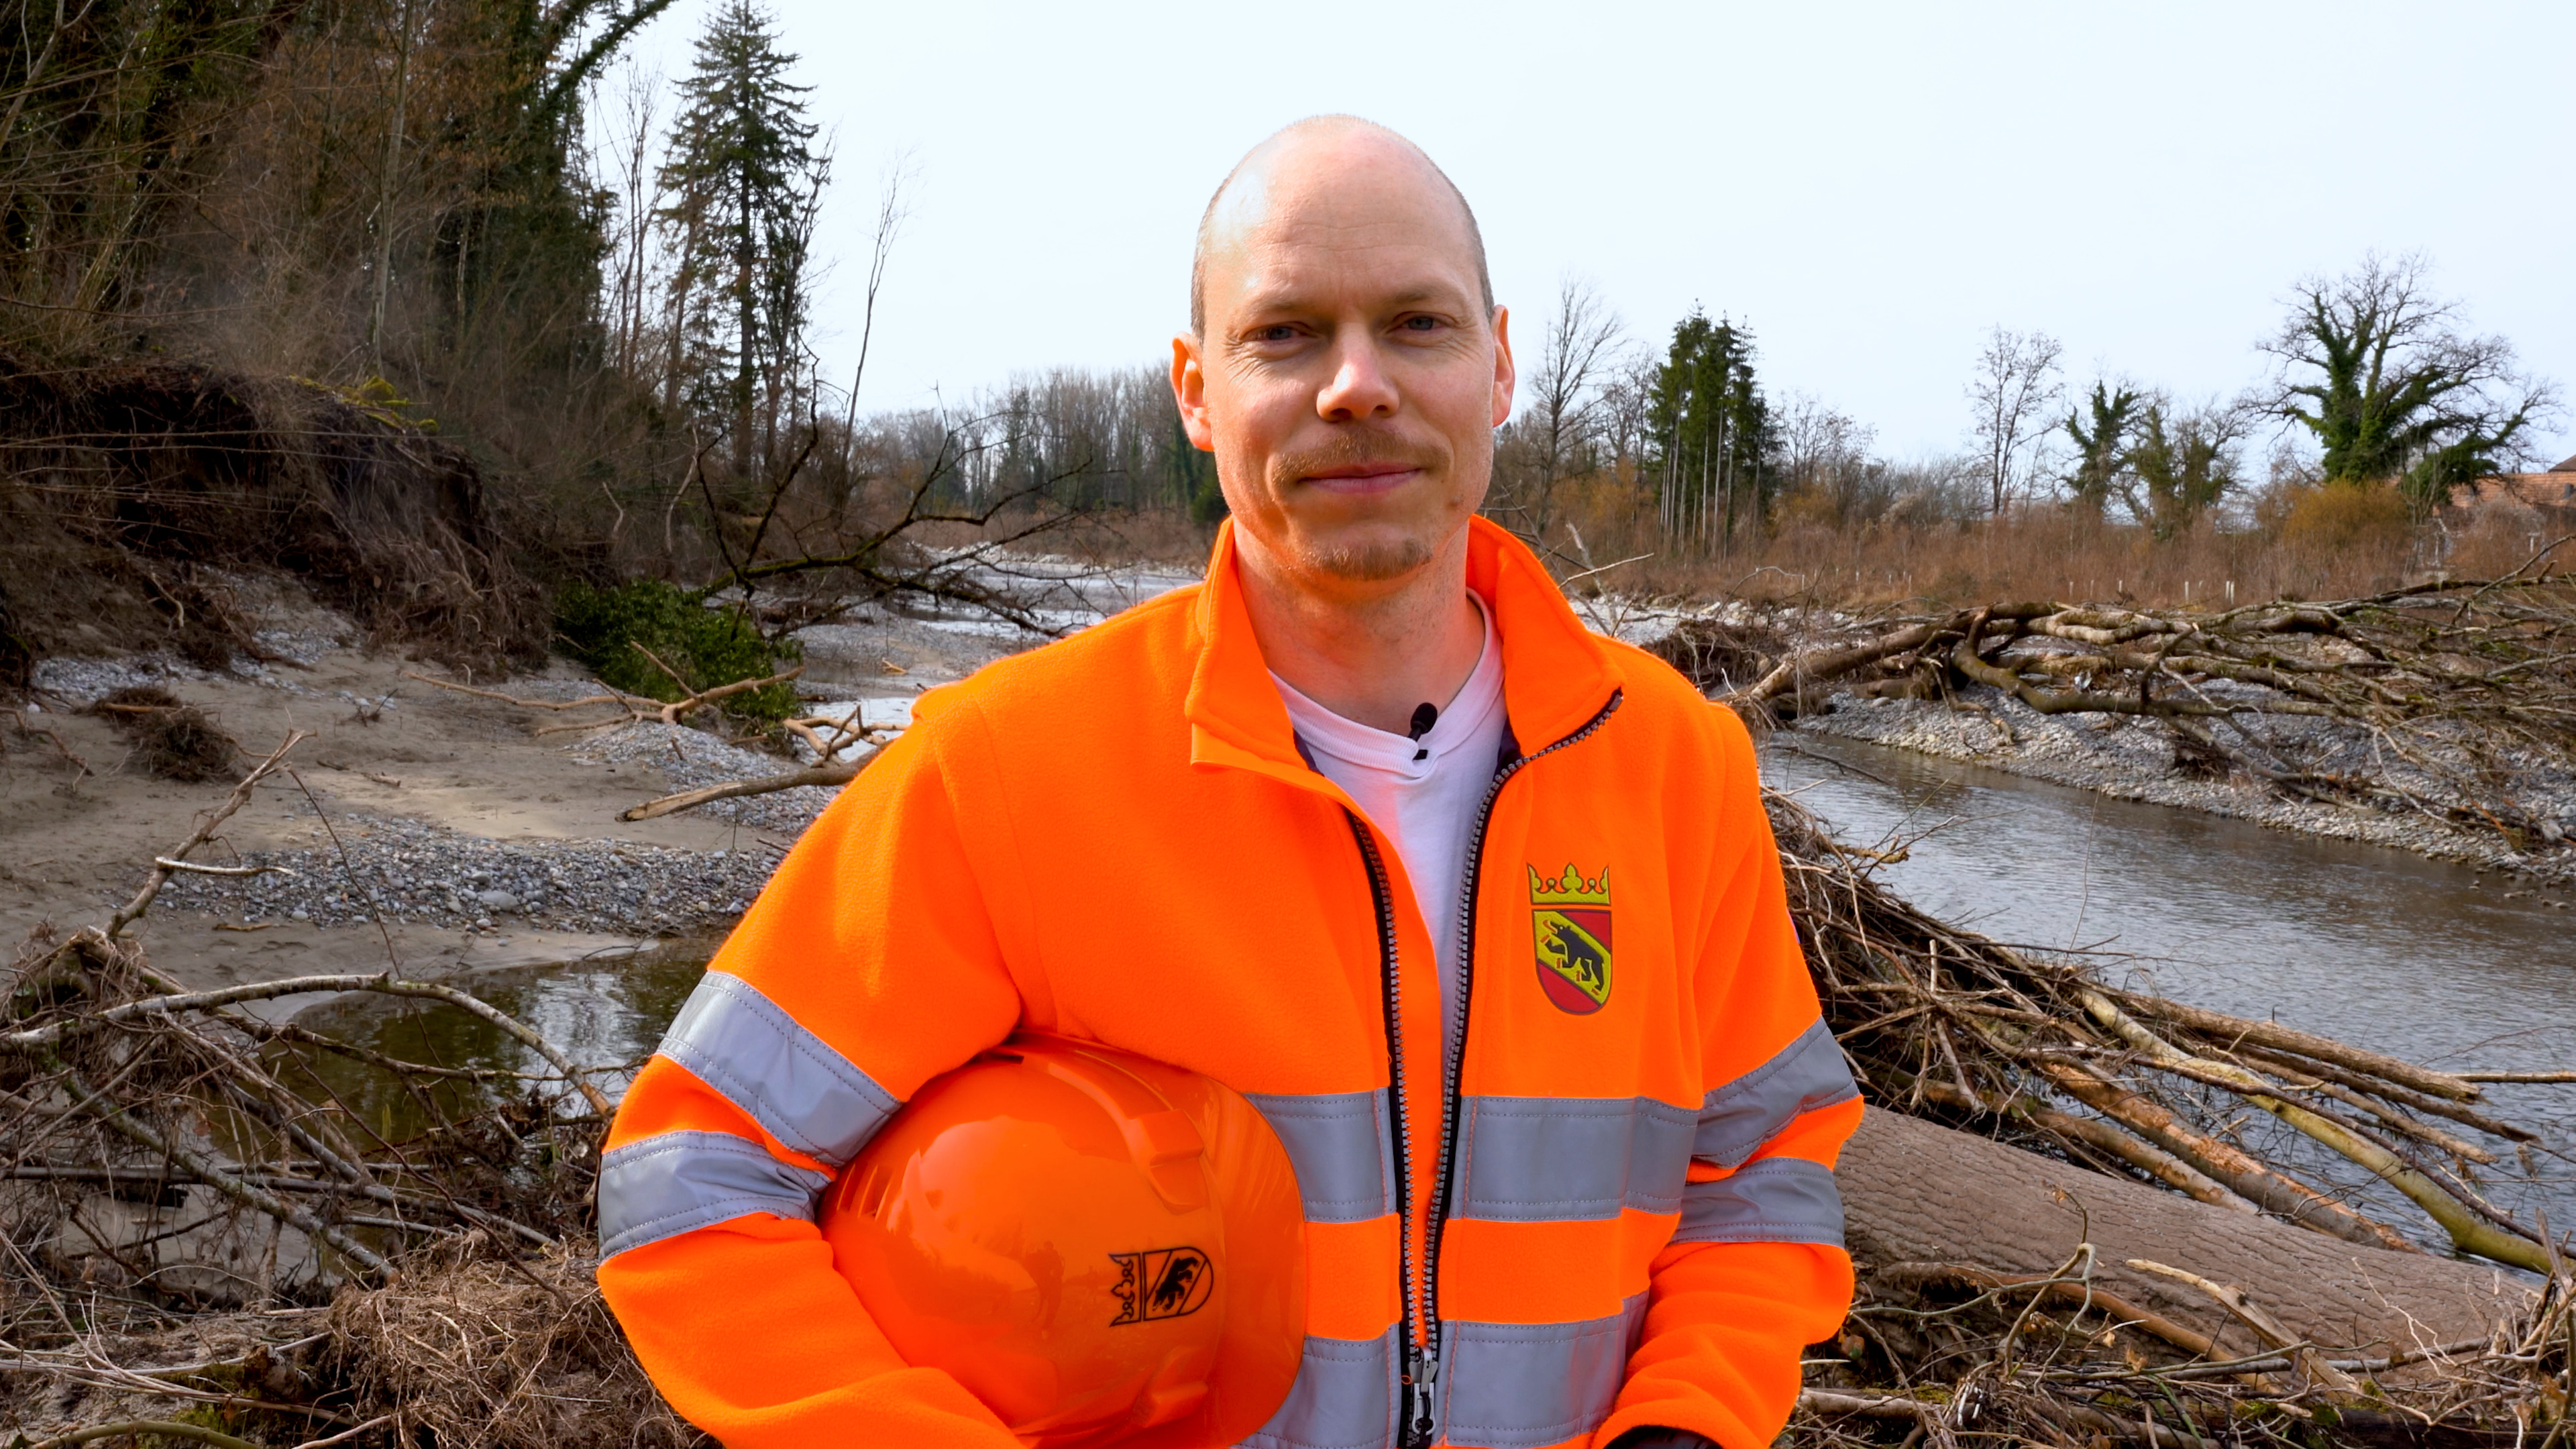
1489, 305, 1516, 429
1171, 335, 1216, 452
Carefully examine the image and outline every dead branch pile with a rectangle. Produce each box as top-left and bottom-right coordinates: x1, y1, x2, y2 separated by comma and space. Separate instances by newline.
0, 736, 676, 1445
85, 685, 239, 783
1666, 560, 2576, 853
3, 739, 2568, 1445
1794, 1256, 2571, 1448
312, 1240, 698, 1449
1772, 785, 2576, 1444
1771, 786, 2561, 1273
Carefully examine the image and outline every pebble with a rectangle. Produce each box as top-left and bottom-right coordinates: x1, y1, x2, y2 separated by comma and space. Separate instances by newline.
566, 722, 842, 833
156, 808, 785, 934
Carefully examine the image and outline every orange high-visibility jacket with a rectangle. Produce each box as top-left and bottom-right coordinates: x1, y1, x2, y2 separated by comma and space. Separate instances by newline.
597, 518, 1862, 1449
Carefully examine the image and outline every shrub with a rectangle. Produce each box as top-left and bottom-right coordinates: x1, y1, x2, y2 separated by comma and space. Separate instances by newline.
2280, 482, 2410, 551
553, 580, 801, 722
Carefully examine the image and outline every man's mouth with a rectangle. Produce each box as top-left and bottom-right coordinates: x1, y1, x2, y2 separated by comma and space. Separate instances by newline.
1299, 462, 1423, 495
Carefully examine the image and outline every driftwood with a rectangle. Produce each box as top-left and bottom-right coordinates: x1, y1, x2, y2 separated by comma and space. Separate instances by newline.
402, 661, 804, 736
1815, 1112, 2565, 1446
2, 735, 614, 1298
1811, 1112, 2560, 1448
1674, 560, 2576, 853
1769, 788, 2567, 1276
616, 748, 881, 821
406, 663, 907, 822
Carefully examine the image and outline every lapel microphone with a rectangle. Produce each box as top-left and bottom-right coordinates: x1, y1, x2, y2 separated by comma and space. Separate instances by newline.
1408, 702, 1438, 761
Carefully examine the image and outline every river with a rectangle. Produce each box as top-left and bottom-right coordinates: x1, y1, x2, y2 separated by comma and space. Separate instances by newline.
1762, 732, 2576, 1249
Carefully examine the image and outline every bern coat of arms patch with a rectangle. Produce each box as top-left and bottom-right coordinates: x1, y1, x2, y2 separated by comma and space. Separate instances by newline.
1527, 862, 1611, 1014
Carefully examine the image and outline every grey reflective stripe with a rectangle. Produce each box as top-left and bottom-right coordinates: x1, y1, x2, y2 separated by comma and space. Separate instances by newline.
656, 971, 899, 1167
1234, 1328, 1397, 1449
596, 1130, 833, 1259
1672, 1157, 1846, 1246
1693, 1018, 1860, 1169
1452, 1095, 1696, 1222
1244, 1090, 1392, 1224
1437, 1293, 1648, 1449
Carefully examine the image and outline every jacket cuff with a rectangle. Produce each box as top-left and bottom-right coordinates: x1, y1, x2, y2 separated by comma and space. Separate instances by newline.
1605, 1429, 1718, 1449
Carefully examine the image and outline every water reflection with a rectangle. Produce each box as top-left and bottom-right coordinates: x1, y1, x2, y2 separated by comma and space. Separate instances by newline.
276, 950, 705, 1140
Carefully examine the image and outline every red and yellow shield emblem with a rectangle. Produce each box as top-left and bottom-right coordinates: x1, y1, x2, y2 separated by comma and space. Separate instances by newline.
1529, 863, 1611, 1014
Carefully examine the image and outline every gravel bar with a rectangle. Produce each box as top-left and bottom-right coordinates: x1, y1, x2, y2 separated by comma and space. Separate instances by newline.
156, 809, 789, 935
1799, 684, 2576, 886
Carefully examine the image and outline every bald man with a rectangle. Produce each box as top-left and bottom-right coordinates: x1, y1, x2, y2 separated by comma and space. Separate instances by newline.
598, 117, 1860, 1449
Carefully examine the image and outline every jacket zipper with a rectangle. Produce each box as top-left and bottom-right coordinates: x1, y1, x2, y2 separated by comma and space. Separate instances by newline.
1355, 689, 1623, 1449
1342, 814, 1430, 1444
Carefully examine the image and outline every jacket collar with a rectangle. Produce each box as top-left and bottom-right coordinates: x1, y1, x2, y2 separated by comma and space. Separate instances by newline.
1184, 515, 1623, 780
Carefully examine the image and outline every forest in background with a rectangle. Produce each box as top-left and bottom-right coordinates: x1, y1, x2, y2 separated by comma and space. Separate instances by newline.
2, 0, 2567, 698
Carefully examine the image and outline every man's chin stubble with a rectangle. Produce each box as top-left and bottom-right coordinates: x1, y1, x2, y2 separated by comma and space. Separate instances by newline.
1309, 534, 1434, 583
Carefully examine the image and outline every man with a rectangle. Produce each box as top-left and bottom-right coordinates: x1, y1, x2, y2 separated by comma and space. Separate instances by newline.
598, 116, 1859, 1449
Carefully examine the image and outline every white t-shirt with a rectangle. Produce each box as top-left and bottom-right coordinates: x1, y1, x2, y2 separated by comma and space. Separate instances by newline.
1273, 596, 1509, 1064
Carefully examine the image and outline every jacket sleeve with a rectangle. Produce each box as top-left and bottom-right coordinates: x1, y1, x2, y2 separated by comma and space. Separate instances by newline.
594, 708, 1030, 1448
1597, 706, 1862, 1449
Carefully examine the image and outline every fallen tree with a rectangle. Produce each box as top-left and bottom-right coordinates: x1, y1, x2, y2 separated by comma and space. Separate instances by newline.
1666, 553, 2576, 855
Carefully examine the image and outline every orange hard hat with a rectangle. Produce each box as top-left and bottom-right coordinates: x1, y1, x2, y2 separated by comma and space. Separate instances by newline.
820, 1034, 1307, 1448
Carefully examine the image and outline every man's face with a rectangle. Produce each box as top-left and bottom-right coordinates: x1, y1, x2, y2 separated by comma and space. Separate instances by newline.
1173, 138, 1514, 592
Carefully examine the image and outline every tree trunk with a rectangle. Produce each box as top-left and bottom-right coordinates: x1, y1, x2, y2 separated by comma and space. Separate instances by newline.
1839, 1109, 2528, 1361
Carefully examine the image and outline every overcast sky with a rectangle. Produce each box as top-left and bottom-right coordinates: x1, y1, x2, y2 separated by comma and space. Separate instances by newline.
605, 1, 2576, 465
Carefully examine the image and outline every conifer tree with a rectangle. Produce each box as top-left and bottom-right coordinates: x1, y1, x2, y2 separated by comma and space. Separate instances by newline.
659, 0, 830, 484
1648, 309, 1772, 551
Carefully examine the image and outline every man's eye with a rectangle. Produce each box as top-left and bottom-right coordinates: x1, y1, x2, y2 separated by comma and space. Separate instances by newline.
1401, 316, 1442, 332
1252, 325, 1297, 342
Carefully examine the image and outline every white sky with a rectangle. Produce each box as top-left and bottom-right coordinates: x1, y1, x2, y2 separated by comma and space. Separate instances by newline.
606, 0, 2576, 465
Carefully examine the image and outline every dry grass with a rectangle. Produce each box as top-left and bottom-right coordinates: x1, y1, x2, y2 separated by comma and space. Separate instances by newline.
1542, 477, 2563, 612
317, 1238, 706, 1449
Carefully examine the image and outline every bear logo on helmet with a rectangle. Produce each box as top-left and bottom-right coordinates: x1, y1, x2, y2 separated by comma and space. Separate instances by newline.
1108, 1246, 1214, 1326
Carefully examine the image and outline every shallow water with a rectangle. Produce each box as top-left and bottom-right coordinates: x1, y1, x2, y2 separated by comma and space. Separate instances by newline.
290, 735, 2576, 1250
279, 949, 703, 1140
1762, 733, 2576, 1245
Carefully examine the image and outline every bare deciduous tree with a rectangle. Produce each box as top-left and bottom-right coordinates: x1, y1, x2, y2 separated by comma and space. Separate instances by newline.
1968, 325, 2065, 518
836, 156, 913, 488
1776, 392, 1884, 528
1491, 275, 1629, 552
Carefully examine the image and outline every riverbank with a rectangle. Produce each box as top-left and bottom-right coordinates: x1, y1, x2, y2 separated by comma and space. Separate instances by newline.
1788, 680, 2576, 892
19, 573, 2575, 971
3, 580, 1026, 986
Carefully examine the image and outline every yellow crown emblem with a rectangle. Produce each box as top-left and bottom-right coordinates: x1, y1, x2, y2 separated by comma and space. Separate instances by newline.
1527, 862, 1610, 907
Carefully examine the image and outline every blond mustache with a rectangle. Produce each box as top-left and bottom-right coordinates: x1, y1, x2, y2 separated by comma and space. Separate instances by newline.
1269, 435, 1444, 488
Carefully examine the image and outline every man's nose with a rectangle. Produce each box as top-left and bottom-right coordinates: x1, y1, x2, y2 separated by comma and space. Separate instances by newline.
1314, 337, 1399, 421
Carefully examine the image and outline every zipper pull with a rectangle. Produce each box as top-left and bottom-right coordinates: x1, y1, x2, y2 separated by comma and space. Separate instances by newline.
1400, 1349, 1439, 1446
